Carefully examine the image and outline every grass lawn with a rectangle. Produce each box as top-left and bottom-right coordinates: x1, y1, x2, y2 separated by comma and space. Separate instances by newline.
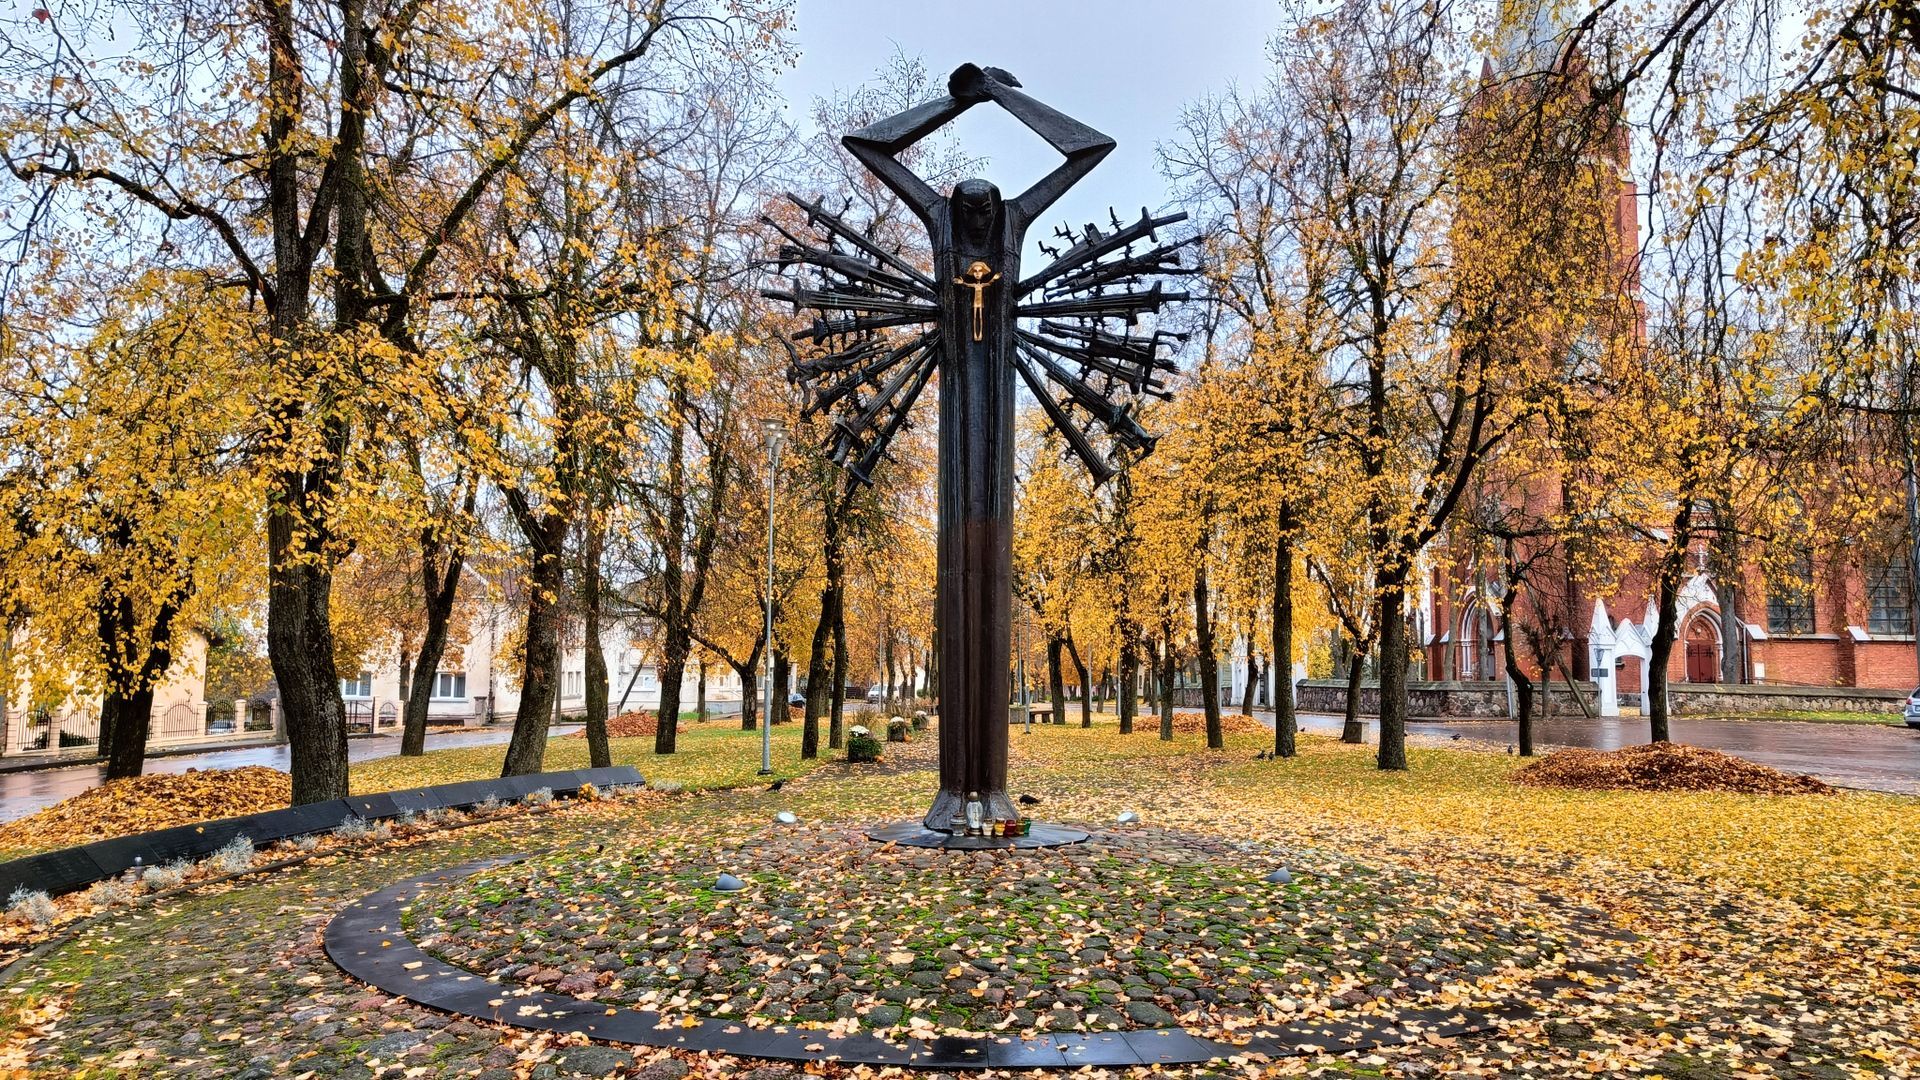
0, 722, 831, 863
1694, 708, 1908, 725
349, 719, 825, 796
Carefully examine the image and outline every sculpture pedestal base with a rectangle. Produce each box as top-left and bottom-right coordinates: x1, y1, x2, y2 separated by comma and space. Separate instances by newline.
867, 820, 1090, 849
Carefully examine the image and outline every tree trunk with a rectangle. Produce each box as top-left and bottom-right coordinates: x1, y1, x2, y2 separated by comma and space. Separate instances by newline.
1065, 631, 1091, 728
501, 515, 566, 776
830, 601, 848, 749
1141, 641, 1157, 710
97, 578, 183, 781
733, 639, 762, 731
1157, 640, 1176, 742
802, 509, 845, 758
403, 514, 468, 757
695, 658, 708, 723
655, 624, 690, 755
1117, 636, 1137, 735
106, 682, 157, 781
1502, 608, 1534, 756
1647, 554, 1684, 744
1272, 514, 1297, 758
1046, 633, 1066, 726
739, 663, 759, 730
1711, 515, 1745, 684
1193, 561, 1223, 750
582, 605, 610, 770
615, 651, 644, 714
95, 585, 134, 776
397, 646, 411, 735
801, 594, 831, 757
883, 627, 896, 711
646, 377, 732, 753
772, 648, 791, 724
1376, 586, 1408, 770
1341, 651, 1366, 744
925, 638, 938, 702
268, 556, 350, 803
1240, 651, 1257, 718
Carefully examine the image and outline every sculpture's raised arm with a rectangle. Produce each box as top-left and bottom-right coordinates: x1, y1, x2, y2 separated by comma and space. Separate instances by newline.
841, 93, 972, 227
985, 78, 1117, 230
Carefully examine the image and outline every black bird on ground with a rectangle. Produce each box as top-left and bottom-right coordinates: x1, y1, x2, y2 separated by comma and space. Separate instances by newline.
767, 779, 786, 792
1017, 793, 1041, 806
1451, 734, 1463, 741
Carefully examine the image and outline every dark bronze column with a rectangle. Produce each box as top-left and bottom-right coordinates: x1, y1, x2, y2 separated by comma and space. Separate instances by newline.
926, 203, 1020, 830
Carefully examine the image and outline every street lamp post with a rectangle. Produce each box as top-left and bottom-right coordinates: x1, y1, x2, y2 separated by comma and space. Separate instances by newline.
758, 418, 786, 776
1018, 613, 1031, 736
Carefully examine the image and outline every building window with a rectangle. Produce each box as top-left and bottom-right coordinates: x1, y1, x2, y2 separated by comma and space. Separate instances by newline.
1867, 558, 1915, 636
564, 671, 582, 697
433, 672, 467, 700
340, 672, 372, 699
1766, 552, 1816, 635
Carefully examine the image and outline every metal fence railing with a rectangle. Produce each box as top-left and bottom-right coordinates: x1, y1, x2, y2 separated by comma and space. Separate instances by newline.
5, 709, 100, 755
3, 699, 281, 759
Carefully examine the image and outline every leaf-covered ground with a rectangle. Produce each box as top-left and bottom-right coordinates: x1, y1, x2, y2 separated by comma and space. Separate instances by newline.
408, 816, 1568, 1038
2, 721, 1916, 1078
1512, 742, 1834, 794
0, 765, 293, 856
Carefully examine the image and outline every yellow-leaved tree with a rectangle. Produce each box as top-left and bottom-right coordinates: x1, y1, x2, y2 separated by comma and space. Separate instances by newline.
0, 272, 261, 778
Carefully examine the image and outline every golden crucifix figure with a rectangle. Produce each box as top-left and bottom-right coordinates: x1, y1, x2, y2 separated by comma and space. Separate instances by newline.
955, 260, 1000, 342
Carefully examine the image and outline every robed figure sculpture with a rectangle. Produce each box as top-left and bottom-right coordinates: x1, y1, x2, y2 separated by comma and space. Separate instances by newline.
767, 63, 1192, 841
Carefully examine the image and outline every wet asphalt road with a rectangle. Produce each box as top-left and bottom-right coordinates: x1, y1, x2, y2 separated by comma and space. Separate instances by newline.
1275, 710, 1920, 794
0, 725, 582, 824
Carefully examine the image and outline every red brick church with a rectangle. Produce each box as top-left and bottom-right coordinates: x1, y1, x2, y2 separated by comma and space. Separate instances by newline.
1418, 9, 1918, 711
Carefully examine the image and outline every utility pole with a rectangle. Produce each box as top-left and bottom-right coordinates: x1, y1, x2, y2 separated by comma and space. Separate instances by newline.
758, 419, 786, 776
1900, 337, 1920, 679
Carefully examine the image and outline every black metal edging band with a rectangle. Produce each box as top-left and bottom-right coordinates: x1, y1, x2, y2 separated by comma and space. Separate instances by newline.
324, 858, 1620, 1072
0, 767, 644, 899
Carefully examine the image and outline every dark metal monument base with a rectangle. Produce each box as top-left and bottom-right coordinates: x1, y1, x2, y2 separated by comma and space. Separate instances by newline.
869, 820, 1089, 849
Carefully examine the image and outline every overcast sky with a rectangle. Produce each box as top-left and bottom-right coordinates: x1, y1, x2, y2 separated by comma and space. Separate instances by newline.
775, 1, 1283, 259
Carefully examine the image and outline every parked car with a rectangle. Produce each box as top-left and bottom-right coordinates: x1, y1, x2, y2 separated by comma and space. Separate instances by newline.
866, 686, 885, 704
1905, 688, 1920, 729
788, 692, 806, 708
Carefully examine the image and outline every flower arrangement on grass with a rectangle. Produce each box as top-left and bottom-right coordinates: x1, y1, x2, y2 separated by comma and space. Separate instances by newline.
846, 726, 883, 763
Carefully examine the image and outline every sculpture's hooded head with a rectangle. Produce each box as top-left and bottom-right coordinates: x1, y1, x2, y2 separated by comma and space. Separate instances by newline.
951, 179, 1002, 251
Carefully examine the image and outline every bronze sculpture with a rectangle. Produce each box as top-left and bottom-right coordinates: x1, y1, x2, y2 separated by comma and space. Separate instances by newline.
767, 63, 1192, 841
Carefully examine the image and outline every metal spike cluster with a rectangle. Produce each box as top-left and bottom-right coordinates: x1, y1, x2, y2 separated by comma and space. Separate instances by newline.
765, 196, 1195, 485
